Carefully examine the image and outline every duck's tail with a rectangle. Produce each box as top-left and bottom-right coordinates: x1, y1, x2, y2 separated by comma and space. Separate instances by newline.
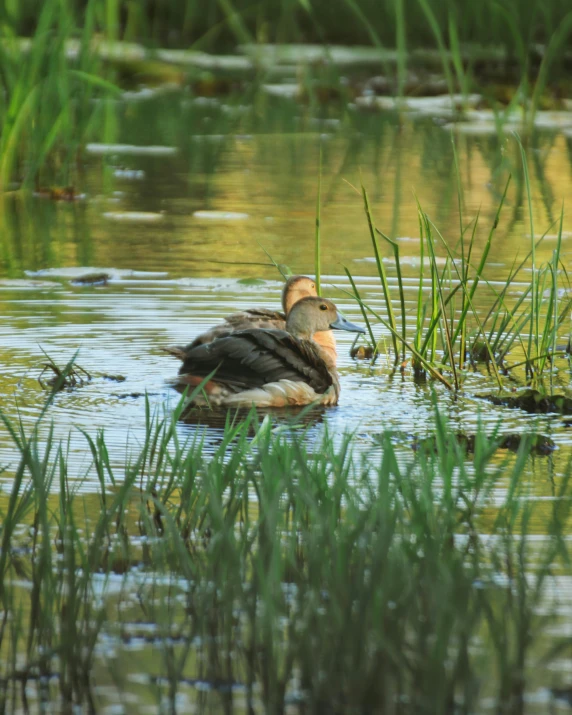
161, 345, 187, 361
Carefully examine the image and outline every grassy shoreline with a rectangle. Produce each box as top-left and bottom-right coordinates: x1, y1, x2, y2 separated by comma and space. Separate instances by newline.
3, 0, 572, 190
7, 0, 572, 56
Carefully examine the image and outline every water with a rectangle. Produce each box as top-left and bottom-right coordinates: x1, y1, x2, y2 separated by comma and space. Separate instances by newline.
2, 84, 572, 712
2, 99, 572, 482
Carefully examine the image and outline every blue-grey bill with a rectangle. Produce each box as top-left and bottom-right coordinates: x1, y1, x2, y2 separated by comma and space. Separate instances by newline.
330, 312, 366, 334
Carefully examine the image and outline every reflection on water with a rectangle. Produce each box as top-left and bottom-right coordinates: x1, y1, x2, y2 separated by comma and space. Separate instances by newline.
3, 95, 572, 712
2, 98, 572, 281
1, 96, 572, 493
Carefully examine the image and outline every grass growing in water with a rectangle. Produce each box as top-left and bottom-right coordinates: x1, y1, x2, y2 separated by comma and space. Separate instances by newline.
0, 388, 570, 711
345, 136, 572, 393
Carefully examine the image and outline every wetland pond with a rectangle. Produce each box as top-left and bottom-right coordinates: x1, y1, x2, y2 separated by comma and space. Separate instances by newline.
4, 62, 572, 712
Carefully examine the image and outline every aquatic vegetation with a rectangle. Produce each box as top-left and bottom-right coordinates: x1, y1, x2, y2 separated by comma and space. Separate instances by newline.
413, 428, 556, 455
0, 391, 570, 712
70, 272, 110, 286
9, 0, 572, 68
37, 351, 92, 391
480, 388, 572, 415
1, 0, 572, 189
345, 134, 572, 393
0, 0, 119, 190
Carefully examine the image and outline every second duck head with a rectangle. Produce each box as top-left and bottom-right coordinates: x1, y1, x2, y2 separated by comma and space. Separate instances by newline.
281, 275, 318, 314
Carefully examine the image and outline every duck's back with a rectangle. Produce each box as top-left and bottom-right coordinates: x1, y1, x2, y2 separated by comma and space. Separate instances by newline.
186, 308, 286, 349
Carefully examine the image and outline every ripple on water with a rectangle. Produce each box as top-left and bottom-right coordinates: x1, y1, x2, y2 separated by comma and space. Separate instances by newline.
1, 272, 571, 495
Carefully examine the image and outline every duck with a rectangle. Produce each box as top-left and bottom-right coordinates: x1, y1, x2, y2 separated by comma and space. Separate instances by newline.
164, 274, 338, 362
170, 296, 365, 408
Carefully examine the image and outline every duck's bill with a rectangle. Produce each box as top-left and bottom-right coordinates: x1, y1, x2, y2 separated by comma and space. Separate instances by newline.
330, 312, 366, 334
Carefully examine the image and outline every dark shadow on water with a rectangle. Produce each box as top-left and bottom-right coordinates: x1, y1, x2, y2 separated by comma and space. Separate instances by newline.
178, 403, 328, 432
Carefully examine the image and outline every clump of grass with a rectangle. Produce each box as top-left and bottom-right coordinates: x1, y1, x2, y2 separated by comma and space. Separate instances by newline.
0, 0, 119, 191
0, 389, 570, 711
346, 136, 572, 394
37, 351, 91, 391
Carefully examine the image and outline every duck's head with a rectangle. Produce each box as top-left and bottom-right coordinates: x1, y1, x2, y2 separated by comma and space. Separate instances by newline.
286, 297, 366, 340
281, 275, 318, 314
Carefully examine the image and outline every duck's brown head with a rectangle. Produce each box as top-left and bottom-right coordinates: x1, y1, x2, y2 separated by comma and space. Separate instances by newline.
286, 297, 365, 340
281, 275, 317, 314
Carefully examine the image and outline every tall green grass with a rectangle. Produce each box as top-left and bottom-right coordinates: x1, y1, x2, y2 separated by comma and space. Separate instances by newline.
2, 0, 572, 189
0, 0, 119, 190
6, 0, 572, 57
346, 136, 572, 393
0, 388, 569, 711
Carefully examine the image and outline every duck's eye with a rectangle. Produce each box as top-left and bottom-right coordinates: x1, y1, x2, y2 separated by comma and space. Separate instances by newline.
319, 304, 328, 311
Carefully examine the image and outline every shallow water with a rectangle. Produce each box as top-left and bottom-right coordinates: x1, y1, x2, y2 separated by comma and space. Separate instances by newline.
2, 97, 572, 486
3, 74, 572, 714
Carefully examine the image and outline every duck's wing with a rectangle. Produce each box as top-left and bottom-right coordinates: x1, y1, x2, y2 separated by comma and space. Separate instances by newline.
178, 310, 287, 352
225, 308, 285, 327
177, 329, 333, 394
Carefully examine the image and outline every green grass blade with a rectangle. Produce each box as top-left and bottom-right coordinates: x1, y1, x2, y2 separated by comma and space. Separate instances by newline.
361, 183, 399, 360
315, 145, 322, 296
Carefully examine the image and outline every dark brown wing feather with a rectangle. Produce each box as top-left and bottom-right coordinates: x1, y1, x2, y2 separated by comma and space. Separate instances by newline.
226, 308, 285, 325
178, 329, 333, 394
183, 309, 287, 350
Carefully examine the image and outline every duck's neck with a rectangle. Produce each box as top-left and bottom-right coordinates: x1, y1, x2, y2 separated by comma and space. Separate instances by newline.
313, 330, 337, 368
287, 325, 338, 368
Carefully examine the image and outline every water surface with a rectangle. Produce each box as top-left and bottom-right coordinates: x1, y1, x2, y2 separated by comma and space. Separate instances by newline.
2, 97, 572, 484
3, 73, 572, 714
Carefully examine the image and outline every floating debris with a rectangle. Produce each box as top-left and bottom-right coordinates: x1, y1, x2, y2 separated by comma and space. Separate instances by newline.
101, 374, 126, 382
193, 210, 249, 220
445, 109, 572, 135
103, 212, 165, 222
121, 86, 168, 102
113, 168, 145, 180
189, 134, 225, 142
71, 272, 111, 287
69, 39, 147, 63
33, 186, 85, 201
86, 143, 178, 156
479, 389, 572, 415
413, 431, 555, 456
38, 358, 91, 392
356, 93, 482, 116
0, 279, 60, 289
239, 43, 397, 67
156, 49, 253, 71
262, 84, 300, 99
351, 345, 374, 360
25, 267, 168, 280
